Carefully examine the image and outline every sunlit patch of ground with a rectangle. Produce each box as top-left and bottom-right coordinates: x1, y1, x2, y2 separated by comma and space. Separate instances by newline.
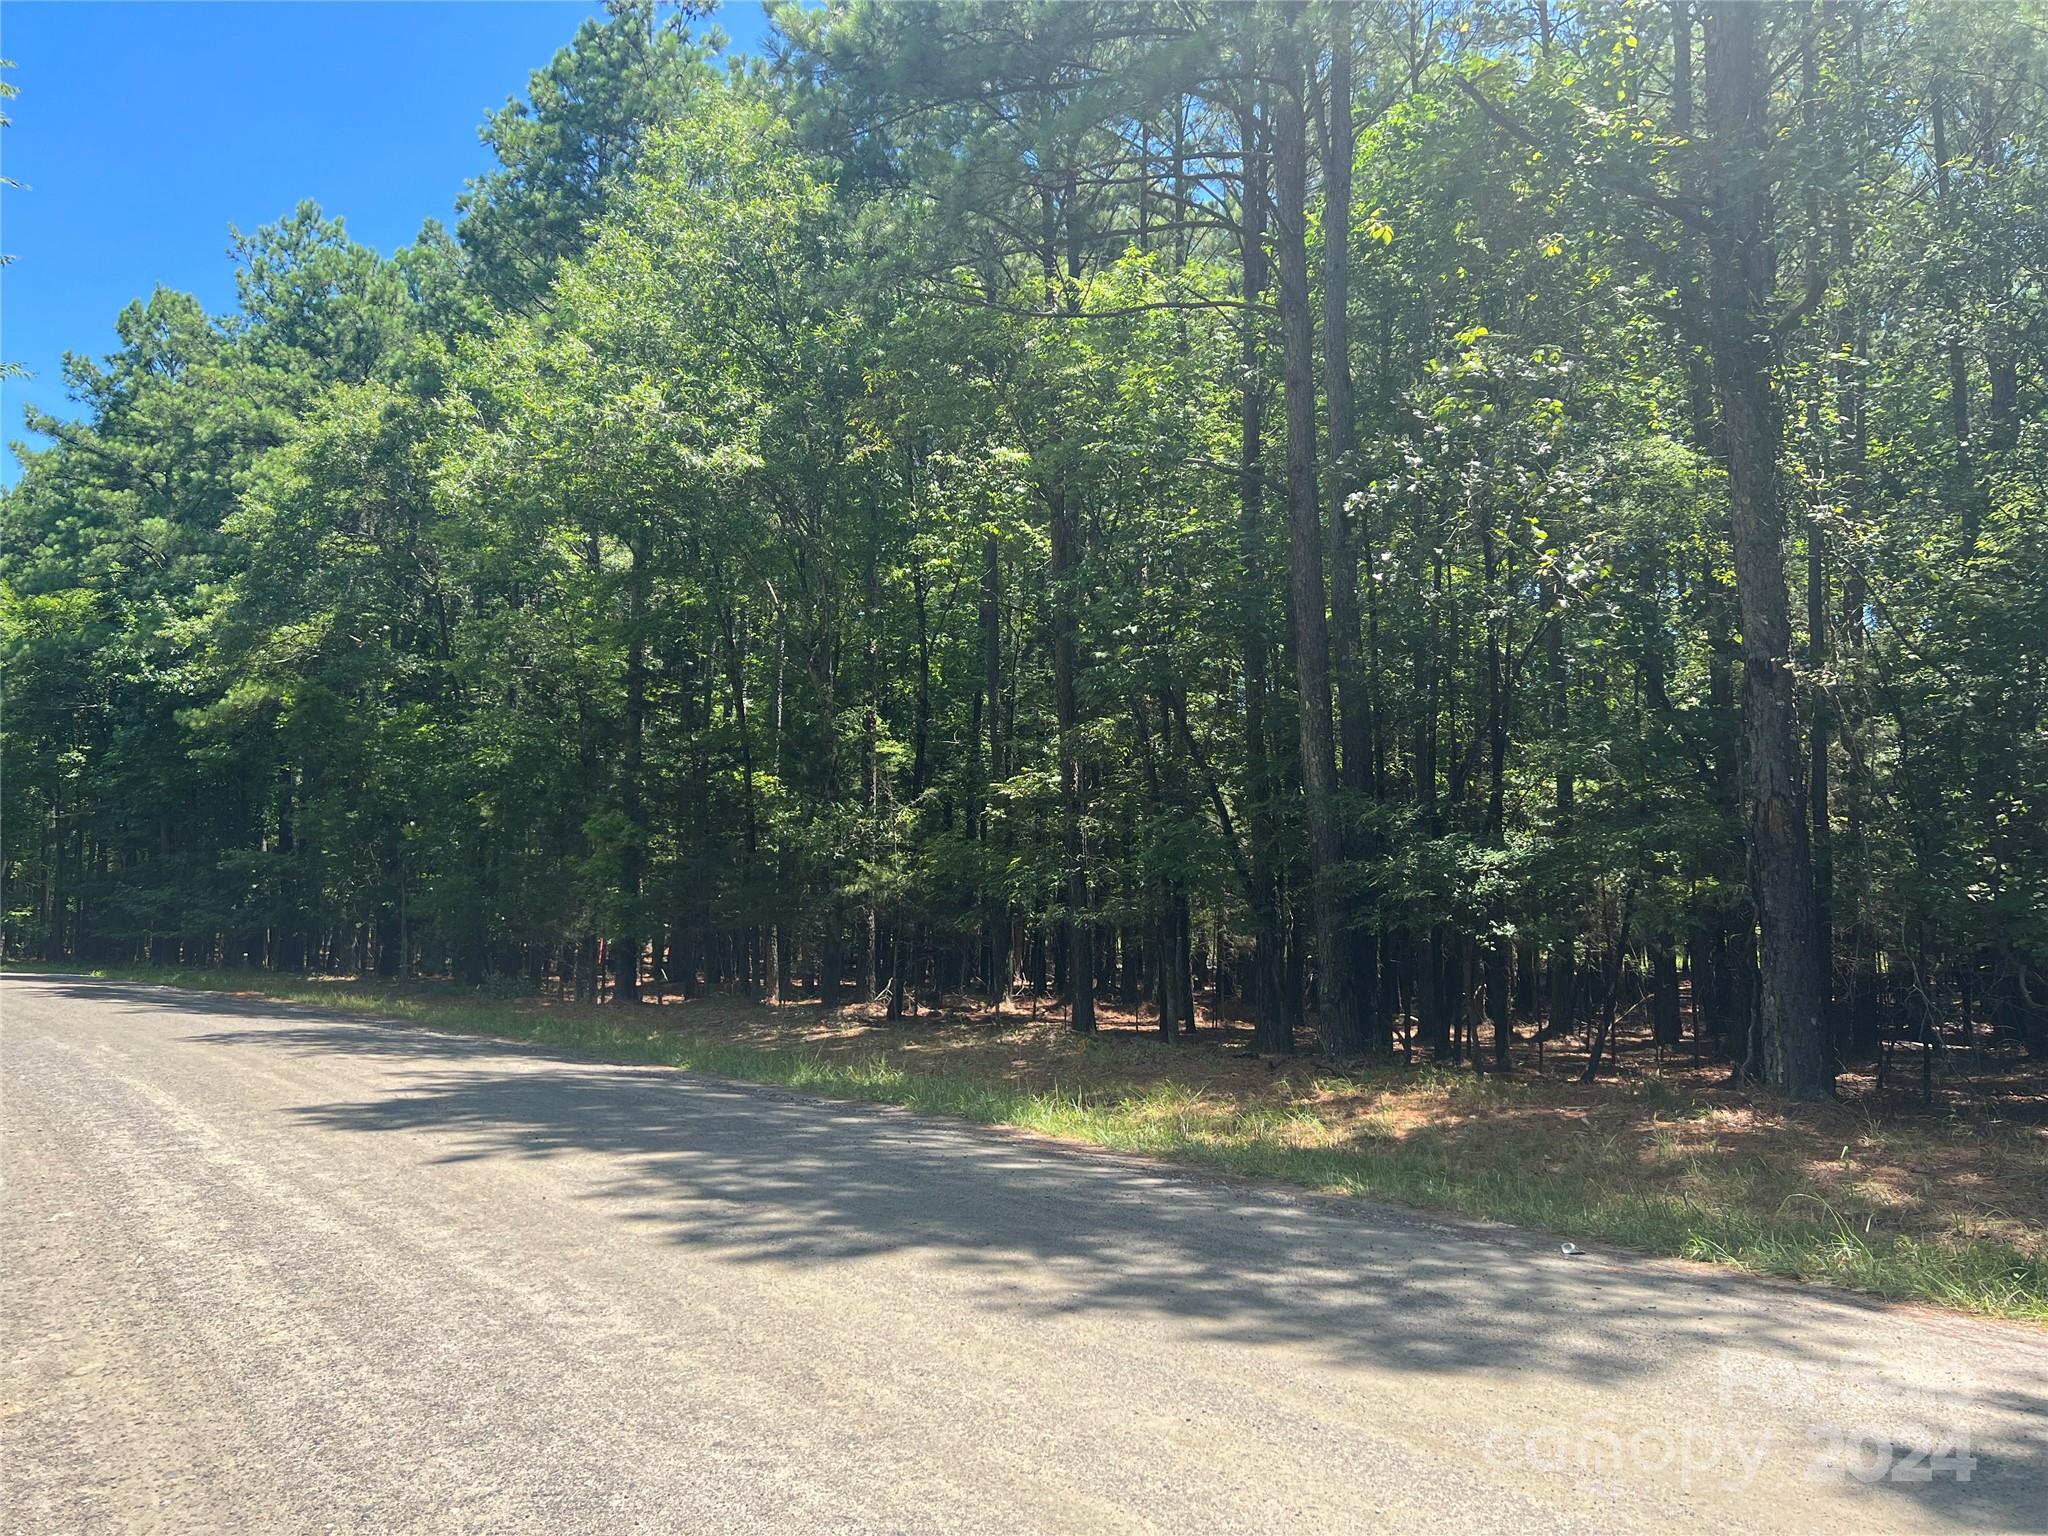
558, 981, 2048, 1280
16, 963, 2045, 1319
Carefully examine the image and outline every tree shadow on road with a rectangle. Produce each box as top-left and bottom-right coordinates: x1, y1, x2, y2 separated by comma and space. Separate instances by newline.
20, 975, 2046, 1532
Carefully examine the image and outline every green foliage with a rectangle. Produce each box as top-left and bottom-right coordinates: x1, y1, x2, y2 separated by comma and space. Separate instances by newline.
4, 1, 2043, 1074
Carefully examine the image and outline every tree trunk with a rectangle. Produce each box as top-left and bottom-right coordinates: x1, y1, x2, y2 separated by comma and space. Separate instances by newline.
1704, 0, 1830, 1098
1047, 480, 1095, 1033
980, 529, 1010, 1004
1545, 575, 1576, 1039
1929, 89, 1985, 552
1275, 9, 1365, 1057
1235, 97, 1292, 1057
721, 597, 759, 1002
1320, 0, 1385, 1052
612, 523, 650, 1004
1652, 932, 1683, 1046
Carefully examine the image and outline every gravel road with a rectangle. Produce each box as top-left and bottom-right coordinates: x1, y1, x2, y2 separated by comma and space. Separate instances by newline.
3, 972, 2043, 1533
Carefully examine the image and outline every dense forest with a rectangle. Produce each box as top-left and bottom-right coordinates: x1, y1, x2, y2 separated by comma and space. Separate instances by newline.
5, 0, 2045, 1100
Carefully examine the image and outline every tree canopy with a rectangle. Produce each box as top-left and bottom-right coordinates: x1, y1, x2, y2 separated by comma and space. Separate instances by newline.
8, 0, 2046, 1094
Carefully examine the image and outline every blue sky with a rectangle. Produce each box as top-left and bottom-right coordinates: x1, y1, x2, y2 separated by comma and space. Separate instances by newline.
1, 1, 772, 484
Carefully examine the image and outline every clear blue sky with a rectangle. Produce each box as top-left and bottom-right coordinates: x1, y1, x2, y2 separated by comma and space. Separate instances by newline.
1, 1, 772, 485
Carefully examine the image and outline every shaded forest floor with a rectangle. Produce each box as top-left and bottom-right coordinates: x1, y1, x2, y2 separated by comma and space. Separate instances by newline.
12, 962, 2045, 1323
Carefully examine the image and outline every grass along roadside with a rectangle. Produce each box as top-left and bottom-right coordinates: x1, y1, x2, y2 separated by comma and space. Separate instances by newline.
11, 961, 2046, 1324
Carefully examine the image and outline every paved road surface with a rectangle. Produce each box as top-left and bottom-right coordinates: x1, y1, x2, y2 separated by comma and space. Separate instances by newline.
3, 973, 2043, 1534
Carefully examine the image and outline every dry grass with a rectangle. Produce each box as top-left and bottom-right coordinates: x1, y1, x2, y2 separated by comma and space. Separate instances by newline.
724, 991, 2048, 1269
16, 964, 2046, 1321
